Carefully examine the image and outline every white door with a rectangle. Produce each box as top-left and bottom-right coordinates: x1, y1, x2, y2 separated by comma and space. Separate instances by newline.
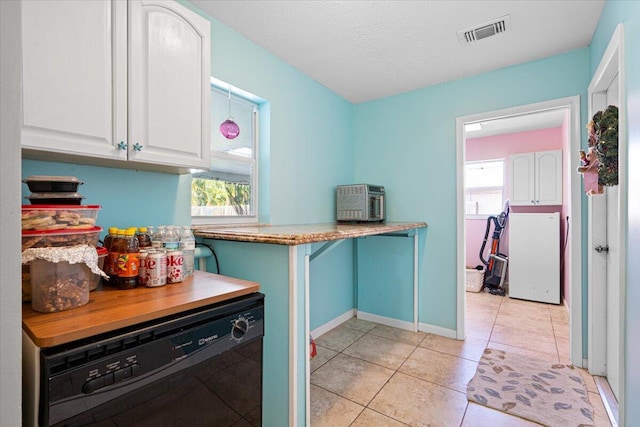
128, 0, 211, 169
588, 27, 623, 405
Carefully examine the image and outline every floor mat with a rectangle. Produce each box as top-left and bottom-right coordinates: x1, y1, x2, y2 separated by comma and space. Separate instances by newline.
467, 348, 595, 427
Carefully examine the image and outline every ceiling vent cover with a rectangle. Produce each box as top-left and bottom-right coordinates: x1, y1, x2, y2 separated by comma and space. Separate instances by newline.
457, 15, 511, 45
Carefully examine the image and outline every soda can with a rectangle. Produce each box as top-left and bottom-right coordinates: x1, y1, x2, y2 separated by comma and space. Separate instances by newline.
138, 250, 149, 287
166, 250, 184, 284
146, 251, 167, 287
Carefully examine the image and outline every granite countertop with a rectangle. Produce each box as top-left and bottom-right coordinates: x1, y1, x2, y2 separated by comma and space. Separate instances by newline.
193, 222, 427, 245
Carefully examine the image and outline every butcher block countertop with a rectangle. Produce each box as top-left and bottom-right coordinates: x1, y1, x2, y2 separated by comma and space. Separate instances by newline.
193, 222, 427, 245
22, 270, 260, 348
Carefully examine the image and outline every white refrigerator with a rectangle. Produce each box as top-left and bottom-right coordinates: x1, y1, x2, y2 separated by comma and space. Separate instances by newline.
508, 212, 560, 304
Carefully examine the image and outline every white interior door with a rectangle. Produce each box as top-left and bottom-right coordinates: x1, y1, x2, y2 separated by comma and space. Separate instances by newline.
587, 26, 624, 406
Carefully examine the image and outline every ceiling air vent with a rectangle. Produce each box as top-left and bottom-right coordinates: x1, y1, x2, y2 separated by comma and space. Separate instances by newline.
457, 15, 511, 45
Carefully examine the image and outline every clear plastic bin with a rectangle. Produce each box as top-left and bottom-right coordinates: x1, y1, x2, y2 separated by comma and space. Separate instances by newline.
30, 259, 90, 313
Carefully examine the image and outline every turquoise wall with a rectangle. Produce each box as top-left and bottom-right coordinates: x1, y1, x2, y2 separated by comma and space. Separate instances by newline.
309, 240, 355, 330
353, 50, 591, 331
590, 1, 640, 424
23, 1, 355, 229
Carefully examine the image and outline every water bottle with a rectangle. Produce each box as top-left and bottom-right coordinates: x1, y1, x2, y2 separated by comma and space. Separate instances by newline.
179, 225, 196, 278
163, 225, 179, 250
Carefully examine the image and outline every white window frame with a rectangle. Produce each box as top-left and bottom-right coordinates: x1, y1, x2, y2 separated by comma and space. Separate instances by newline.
464, 159, 505, 219
191, 79, 260, 225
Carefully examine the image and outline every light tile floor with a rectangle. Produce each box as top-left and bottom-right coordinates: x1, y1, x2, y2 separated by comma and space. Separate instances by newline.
310, 291, 613, 427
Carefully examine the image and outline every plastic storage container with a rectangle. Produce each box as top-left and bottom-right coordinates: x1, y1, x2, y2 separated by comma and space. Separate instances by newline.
30, 259, 90, 313
89, 247, 108, 291
26, 192, 85, 205
22, 226, 102, 251
21, 205, 100, 231
23, 175, 83, 193
465, 268, 485, 292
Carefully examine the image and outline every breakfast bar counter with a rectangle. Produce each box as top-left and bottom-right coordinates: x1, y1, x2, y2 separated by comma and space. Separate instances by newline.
194, 221, 427, 427
193, 221, 427, 245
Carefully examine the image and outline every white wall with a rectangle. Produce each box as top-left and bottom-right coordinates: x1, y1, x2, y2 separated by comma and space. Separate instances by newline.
0, 0, 23, 425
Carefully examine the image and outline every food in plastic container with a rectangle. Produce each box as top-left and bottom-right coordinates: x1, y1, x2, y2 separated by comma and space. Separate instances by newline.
26, 192, 85, 205
89, 247, 108, 291
22, 245, 108, 313
23, 175, 83, 193
22, 226, 102, 251
21, 205, 100, 230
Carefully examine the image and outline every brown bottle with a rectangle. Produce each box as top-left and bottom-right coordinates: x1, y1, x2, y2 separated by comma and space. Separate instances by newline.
137, 226, 152, 249
107, 229, 126, 285
102, 227, 118, 285
116, 228, 140, 290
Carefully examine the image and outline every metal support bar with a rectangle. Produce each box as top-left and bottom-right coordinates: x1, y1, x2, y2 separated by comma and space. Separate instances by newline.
309, 239, 346, 263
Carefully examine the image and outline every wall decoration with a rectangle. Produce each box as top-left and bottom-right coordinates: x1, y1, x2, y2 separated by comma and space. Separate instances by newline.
588, 105, 619, 187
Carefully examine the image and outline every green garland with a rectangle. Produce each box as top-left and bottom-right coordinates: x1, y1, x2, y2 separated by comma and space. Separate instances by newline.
588, 105, 618, 186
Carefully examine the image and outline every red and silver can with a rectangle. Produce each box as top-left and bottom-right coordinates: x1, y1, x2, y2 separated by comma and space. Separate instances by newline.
166, 250, 184, 284
146, 251, 167, 287
138, 250, 149, 287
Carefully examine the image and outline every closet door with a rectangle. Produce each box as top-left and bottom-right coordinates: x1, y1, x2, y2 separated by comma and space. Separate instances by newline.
128, 0, 211, 170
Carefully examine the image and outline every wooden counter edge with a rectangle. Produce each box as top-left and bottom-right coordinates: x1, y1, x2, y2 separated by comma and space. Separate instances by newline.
23, 271, 260, 348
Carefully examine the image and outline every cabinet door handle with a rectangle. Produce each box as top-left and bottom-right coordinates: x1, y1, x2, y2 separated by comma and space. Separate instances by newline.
531, 200, 535, 204
117, 141, 127, 150
133, 143, 142, 151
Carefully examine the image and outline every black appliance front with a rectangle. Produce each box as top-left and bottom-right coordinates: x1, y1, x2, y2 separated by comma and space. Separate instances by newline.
40, 293, 264, 427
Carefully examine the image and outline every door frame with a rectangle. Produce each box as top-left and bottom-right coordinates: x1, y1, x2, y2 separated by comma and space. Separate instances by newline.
587, 23, 626, 419
455, 95, 583, 366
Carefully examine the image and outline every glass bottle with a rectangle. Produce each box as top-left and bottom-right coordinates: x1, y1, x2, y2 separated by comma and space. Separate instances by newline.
116, 228, 140, 290
179, 225, 196, 278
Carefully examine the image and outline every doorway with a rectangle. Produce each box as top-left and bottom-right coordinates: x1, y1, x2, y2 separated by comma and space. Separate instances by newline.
587, 23, 626, 425
455, 96, 583, 367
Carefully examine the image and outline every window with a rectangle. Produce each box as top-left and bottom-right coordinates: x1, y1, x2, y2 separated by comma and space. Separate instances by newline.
465, 159, 505, 216
191, 82, 259, 223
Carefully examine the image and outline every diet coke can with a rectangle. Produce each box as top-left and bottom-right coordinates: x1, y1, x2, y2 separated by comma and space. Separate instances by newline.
138, 250, 149, 287
166, 250, 184, 283
146, 251, 167, 287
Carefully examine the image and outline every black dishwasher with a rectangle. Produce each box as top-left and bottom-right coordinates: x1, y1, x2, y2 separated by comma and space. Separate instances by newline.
39, 292, 264, 427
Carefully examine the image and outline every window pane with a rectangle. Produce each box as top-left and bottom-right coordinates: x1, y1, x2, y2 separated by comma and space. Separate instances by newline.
211, 87, 254, 157
465, 160, 503, 188
192, 174, 254, 217
193, 83, 258, 220
466, 188, 503, 215
465, 159, 504, 215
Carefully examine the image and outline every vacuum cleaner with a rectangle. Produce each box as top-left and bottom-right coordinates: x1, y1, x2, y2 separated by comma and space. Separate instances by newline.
478, 200, 510, 296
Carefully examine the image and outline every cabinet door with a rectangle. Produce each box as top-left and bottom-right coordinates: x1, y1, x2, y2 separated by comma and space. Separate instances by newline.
129, 0, 211, 170
509, 152, 535, 206
21, 1, 127, 160
535, 150, 563, 205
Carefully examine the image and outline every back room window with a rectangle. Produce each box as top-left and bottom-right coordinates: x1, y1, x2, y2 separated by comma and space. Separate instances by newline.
464, 159, 505, 216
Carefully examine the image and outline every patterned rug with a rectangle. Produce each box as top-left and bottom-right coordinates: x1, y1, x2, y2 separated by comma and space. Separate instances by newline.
467, 348, 595, 427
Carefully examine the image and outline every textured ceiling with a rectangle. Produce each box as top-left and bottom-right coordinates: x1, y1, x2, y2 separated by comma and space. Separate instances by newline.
189, 0, 605, 104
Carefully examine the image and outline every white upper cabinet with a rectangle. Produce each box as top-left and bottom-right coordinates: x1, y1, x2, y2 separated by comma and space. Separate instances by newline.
509, 150, 563, 206
21, 0, 210, 173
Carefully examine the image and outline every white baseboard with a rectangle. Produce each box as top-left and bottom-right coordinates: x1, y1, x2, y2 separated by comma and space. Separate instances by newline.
356, 311, 415, 331
418, 322, 458, 339
310, 309, 355, 339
